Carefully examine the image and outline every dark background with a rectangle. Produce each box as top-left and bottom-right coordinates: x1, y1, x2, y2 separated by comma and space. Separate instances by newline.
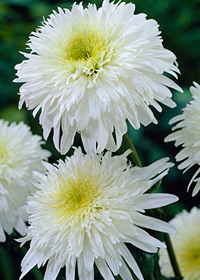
0, 0, 200, 279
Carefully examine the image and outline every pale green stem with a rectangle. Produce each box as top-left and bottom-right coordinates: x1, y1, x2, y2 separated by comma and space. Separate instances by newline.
119, 132, 182, 279
119, 133, 142, 167
164, 233, 183, 279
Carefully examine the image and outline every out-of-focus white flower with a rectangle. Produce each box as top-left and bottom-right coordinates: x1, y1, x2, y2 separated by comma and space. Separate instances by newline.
159, 207, 200, 280
18, 148, 177, 280
165, 82, 200, 196
14, 0, 182, 155
0, 120, 50, 242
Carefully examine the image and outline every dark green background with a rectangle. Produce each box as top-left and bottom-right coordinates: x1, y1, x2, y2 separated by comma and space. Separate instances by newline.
0, 0, 200, 279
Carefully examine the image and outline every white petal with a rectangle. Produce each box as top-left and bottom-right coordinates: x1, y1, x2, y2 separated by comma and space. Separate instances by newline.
134, 193, 178, 209
95, 258, 115, 280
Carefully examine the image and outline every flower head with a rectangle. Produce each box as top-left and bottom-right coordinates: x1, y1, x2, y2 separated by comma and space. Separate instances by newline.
159, 207, 200, 280
165, 82, 200, 196
18, 148, 177, 280
0, 120, 50, 242
15, 0, 182, 154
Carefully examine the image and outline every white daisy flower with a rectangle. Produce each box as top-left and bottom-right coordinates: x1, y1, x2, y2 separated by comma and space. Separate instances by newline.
0, 119, 50, 242
18, 148, 178, 280
14, 0, 182, 155
165, 82, 200, 196
159, 207, 200, 280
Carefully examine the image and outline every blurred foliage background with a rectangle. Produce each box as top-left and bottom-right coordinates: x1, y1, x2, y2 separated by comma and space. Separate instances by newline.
0, 0, 200, 279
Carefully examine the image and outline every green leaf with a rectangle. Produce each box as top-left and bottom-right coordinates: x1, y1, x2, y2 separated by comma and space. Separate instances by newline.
0, 247, 15, 280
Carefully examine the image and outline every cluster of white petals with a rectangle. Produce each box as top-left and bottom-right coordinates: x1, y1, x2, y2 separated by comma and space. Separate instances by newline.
18, 148, 177, 280
159, 207, 200, 280
0, 120, 50, 242
15, 0, 182, 155
165, 82, 200, 196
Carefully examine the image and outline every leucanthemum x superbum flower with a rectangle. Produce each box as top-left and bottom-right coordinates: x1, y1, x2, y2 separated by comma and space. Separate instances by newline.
159, 207, 200, 280
18, 148, 178, 280
0, 120, 50, 242
165, 82, 200, 196
14, 0, 182, 155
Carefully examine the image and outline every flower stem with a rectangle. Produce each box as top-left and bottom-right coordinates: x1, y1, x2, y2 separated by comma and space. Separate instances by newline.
119, 133, 142, 167
164, 233, 183, 279
119, 132, 182, 279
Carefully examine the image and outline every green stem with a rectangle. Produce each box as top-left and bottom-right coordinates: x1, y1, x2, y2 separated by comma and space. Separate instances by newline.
119, 133, 182, 279
164, 233, 183, 279
154, 210, 182, 279
154, 253, 164, 280
119, 133, 142, 167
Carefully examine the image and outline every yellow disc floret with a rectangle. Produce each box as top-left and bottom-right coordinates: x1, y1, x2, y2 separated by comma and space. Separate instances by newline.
65, 30, 105, 62
0, 145, 6, 164
0, 141, 11, 166
64, 25, 112, 75
178, 236, 200, 277
49, 174, 102, 222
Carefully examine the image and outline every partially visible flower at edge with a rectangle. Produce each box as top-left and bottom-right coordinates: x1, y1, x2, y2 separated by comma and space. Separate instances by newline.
0, 119, 50, 242
18, 148, 178, 280
159, 207, 200, 280
165, 82, 200, 196
14, 0, 182, 155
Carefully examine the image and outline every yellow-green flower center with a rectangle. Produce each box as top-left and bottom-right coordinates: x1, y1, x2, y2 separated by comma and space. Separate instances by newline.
177, 232, 200, 278
50, 175, 101, 221
0, 147, 5, 160
63, 26, 112, 75
0, 142, 10, 165
65, 30, 105, 62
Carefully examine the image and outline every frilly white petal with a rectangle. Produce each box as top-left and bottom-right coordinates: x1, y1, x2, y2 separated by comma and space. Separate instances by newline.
15, 0, 181, 154
166, 82, 200, 195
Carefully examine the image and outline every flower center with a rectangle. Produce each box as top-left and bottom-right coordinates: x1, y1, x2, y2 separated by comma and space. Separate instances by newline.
178, 235, 200, 275
63, 25, 112, 75
0, 142, 9, 165
65, 29, 105, 62
50, 175, 101, 222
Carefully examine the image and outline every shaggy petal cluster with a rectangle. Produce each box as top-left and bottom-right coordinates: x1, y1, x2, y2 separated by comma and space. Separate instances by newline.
15, 0, 182, 154
18, 148, 177, 280
165, 82, 200, 196
159, 207, 200, 280
0, 120, 50, 242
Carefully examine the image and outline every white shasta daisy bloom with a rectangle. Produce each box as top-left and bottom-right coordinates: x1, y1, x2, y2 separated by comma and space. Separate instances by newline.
159, 207, 200, 280
0, 119, 50, 242
18, 148, 178, 280
165, 82, 200, 196
14, 0, 182, 155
